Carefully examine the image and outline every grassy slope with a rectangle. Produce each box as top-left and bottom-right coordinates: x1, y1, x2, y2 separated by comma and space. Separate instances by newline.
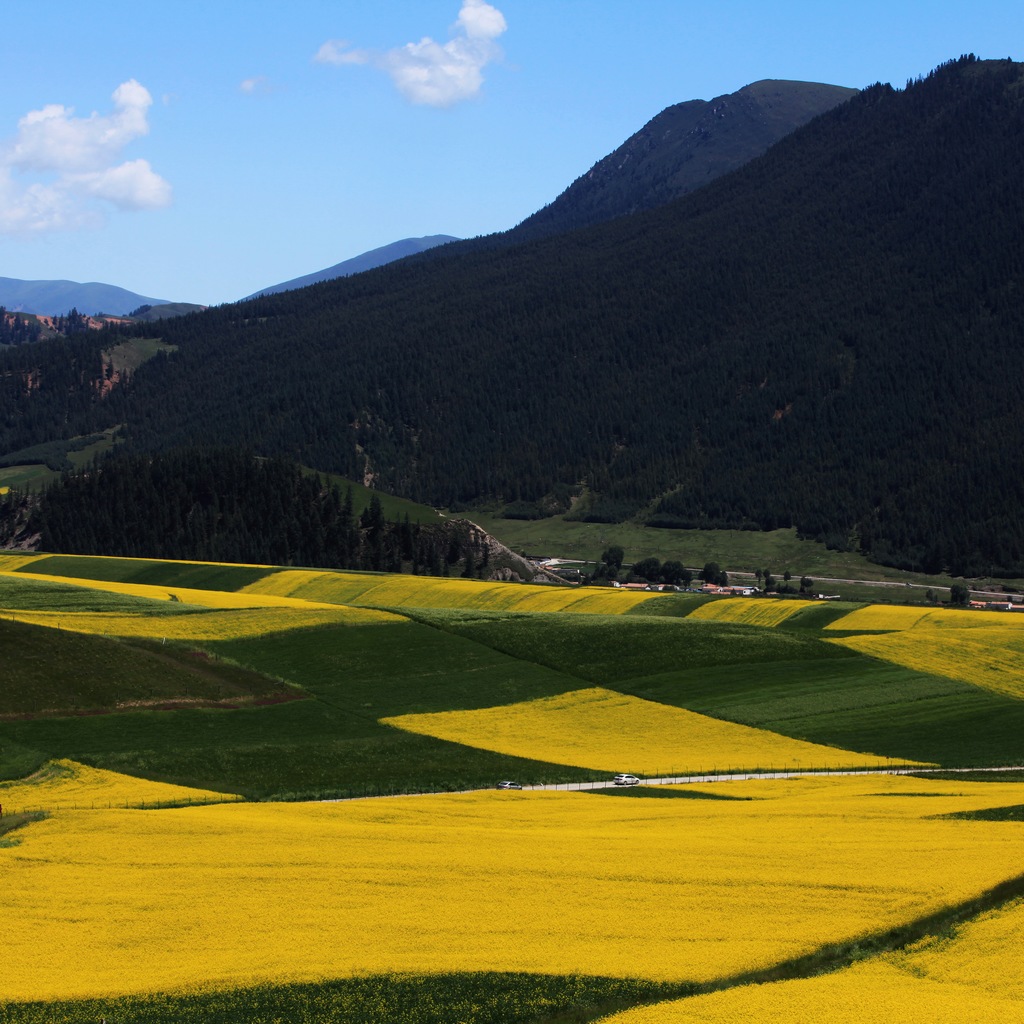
0, 618, 289, 717
316, 469, 443, 523
0, 463, 56, 489
779, 602, 867, 629
105, 338, 176, 374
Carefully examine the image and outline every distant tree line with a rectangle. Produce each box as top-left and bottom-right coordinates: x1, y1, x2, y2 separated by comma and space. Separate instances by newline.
22, 448, 503, 577
50, 308, 91, 336
0, 308, 42, 346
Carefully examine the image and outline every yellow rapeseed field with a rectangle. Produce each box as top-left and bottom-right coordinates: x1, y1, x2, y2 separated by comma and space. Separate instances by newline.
243, 569, 666, 614
0, 552, 39, 571
0, 758, 239, 812
242, 568, 368, 602
3, 604, 399, 641
600, 894, 1024, 1024
905, 896, 1024, 999
29, 552, 276, 573
3, 775, 1024, 1001
599, 962, 1022, 1024
3, 569, 374, 611
830, 626, 1024, 700
687, 598, 809, 627
382, 686, 924, 773
682, 769, 1024, 806
825, 604, 1024, 631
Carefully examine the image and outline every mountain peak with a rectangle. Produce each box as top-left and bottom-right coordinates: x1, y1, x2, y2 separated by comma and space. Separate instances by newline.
509, 79, 857, 241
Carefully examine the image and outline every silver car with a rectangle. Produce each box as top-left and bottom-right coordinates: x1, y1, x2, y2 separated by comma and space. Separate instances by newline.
613, 773, 641, 786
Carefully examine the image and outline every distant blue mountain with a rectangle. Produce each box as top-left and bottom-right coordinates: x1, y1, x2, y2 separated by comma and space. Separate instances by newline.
0, 276, 172, 317
244, 235, 460, 299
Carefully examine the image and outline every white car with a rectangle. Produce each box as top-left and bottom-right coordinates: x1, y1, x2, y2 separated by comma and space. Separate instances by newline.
613, 773, 641, 786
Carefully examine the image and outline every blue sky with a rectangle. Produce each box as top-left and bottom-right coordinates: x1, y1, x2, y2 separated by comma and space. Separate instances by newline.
1, 1, 1021, 306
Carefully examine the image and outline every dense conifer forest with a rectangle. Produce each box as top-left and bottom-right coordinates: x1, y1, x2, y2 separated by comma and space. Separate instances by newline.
0, 309, 42, 346
0, 335, 123, 457
24, 449, 508, 577
2, 57, 1024, 577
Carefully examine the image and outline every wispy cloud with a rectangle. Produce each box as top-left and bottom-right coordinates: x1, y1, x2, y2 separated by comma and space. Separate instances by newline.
0, 79, 171, 234
315, 0, 507, 108
240, 75, 271, 95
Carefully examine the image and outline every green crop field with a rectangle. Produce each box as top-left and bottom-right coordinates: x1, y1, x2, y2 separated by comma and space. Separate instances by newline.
0, 974, 690, 1024
405, 607, 855, 685
624, 657, 1024, 768
13, 554, 277, 590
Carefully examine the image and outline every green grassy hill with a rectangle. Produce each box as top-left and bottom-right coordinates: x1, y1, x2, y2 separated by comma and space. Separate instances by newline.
0, 618, 290, 718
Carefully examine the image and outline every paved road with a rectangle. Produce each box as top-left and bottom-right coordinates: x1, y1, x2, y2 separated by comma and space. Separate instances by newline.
722, 571, 1003, 597
324, 765, 1024, 803
517, 764, 1024, 792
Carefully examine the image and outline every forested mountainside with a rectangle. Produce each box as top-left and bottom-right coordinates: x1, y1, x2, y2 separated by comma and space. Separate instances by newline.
508, 79, 857, 242
21, 448, 532, 579
0, 336, 125, 455
4, 57, 1024, 577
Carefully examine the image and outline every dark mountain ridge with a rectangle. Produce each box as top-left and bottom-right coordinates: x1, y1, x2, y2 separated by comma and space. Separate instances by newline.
5, 56, 1024, 577
244, 235, 460, 299
0, 277, 173, 317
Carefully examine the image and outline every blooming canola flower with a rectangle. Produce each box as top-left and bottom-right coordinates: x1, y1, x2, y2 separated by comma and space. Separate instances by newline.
4, 774, 1023, 1002
600, 896, 1024, 1024
382, 687, 926, 774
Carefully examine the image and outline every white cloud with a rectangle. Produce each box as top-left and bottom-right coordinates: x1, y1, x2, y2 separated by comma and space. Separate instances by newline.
0, 167, 91, 232
240, 75, 271, 95
315, 0, 507, 108
0, 79, 171, 234
73, 159, 173, 210
456, 0, 507, 40
314, 40, 369, 66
